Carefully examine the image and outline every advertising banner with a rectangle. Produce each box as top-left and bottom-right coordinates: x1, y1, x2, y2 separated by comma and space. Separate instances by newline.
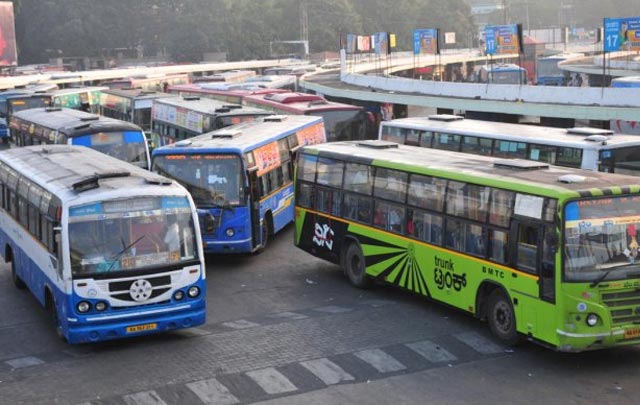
0, 2, 17, 66
485, 24, 520, 55
413, 29, 439, 55
604, 17, 640, 52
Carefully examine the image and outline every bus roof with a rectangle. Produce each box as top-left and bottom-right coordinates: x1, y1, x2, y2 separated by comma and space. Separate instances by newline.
11, 107, 143, 136
300, 140, 640, 197
48, 86, 108, 96
480, 63, 525, 72
383, 115, 640, 149
154, 96, 271, 117
611, 76, 640, 88
101, 87, 171, 100
244, 92, 362, 113
0, 145, 181, 203
152, 115, 323, 155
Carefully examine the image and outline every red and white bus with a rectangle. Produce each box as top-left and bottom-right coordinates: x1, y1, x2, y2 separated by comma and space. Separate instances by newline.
243, 92, 375, 142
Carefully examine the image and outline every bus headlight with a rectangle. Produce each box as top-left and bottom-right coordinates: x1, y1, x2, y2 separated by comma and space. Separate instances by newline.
77, 301, 91, 313
225, 228, 235, 237
586, 313, 599, 327
188, 286, 200, 298
95, 302, 107, 311
174, 290, 185, 301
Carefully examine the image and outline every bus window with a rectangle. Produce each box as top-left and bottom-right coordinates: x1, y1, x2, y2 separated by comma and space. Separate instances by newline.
433, 133, 461, 152
373, 168, 407, 203
495, 140, 527, 159
407, 174, 446, 211
344, 163, 373, 195
515, 223, 539, 273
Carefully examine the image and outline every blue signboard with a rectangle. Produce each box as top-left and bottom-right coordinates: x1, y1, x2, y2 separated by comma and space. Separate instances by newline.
413, 29, 439, 55
484, 24, 520, 55
604, 17, 640, 52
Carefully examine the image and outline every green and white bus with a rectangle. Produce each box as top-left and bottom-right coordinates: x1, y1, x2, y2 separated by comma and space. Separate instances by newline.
294, 140, 640, 352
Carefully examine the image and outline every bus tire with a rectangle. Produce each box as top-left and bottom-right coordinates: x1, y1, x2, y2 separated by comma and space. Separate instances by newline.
260, 214, 273, 252
46, 290, 65, 341
11, 257, 26, 290
344, 242, 371, 288
487, 289, 520, 346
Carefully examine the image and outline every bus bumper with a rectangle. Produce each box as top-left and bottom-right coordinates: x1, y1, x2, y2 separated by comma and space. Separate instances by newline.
556, 327, 640, 352
202, 236, 253, 254
64, 300, 206, 344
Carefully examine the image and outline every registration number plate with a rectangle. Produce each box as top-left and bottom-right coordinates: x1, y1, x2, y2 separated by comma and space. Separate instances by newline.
126, 323, 157, 333
624, 327, 640, 339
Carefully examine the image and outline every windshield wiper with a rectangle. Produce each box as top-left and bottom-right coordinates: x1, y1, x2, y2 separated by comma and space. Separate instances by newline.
591, 269, 613, 288
104, 235, 145, 273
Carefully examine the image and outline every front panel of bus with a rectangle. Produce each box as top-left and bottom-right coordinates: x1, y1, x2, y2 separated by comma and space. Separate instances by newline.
69, 130, 150, 170
561, 195, 640, 350
312, 109, 370, 142
153, 153, 252, 253
65, 195, 205, 343
599, 147, 640, 175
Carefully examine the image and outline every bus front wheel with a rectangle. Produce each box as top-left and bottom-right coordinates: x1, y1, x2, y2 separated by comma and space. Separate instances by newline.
344, 242, 371, 289
11, 258, 26, 290
487, 289, 520, 346
47, 291, 65, 341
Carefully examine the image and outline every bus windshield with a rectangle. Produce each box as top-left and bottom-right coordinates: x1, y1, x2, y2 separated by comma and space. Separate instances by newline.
73, 131, 148, 168
153, 154, 243, 208
8, 97, 50, 114
564, 196, 640, 282
314, 110, 365, 142
69, 197, 197, 277
600, 147, 640, 175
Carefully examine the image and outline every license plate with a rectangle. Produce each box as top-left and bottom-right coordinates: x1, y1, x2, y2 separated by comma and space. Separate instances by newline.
126, 323, 157, 333
624, 327, 640, 339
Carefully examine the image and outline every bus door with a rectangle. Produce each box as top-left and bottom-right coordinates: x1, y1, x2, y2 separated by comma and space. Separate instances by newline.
247, 167, 261, 249
510, 219, 555, 303
509, 218, 555, 336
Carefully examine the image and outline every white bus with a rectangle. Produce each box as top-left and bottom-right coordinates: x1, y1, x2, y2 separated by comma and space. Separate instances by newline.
379, 115, 640, 175
0, 145, 205, 344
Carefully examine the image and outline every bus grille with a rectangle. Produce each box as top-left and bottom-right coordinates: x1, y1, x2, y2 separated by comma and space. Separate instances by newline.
107, 275, 172, 303
602, 290, 640, 325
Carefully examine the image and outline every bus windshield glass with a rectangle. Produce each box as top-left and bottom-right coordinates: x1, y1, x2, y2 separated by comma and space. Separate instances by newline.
600, 147, 640, 175
153, 154, 243, 208
69, 196, 197, 277
314, 110, 365, 142
564, 196, 640, 282
8, 97, 50, 114
73, 131, 148, 168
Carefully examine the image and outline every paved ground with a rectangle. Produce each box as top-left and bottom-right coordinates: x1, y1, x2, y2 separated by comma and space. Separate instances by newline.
0, 226, 639, 405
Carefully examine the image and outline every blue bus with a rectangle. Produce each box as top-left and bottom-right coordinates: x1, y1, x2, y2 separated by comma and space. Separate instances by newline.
152, 115, 327, 253
478, 64, 527, 85
9, 107, 151, 170
0, 92, 52, 143
0, 145, 206, 343
611, 76, 640, 88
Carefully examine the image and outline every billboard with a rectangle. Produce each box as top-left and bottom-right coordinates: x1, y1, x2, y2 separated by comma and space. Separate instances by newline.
413, 29, 439, 55
0, 1, 17, 66
485, 24, 521, 55
604, 17, 640, 52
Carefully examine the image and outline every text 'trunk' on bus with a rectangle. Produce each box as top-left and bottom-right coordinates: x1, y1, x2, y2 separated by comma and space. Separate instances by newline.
294, 140, 640, 352
152, 115, 326, 254
0, 145, 206, 343
9, 107, 151, 170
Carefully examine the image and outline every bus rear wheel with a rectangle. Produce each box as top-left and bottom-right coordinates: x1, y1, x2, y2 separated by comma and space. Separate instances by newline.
487, 289, 520, 346
11, 258, 26, 290
344, 242, 371, 288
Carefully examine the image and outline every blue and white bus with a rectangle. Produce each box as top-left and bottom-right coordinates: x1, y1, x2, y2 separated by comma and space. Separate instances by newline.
152, 115, 327, 254
478, 64, 527, 85
611, 76, 640, 88
536, 53, 582, 86
9, 107, 151, 170
0, 145, 206, 343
